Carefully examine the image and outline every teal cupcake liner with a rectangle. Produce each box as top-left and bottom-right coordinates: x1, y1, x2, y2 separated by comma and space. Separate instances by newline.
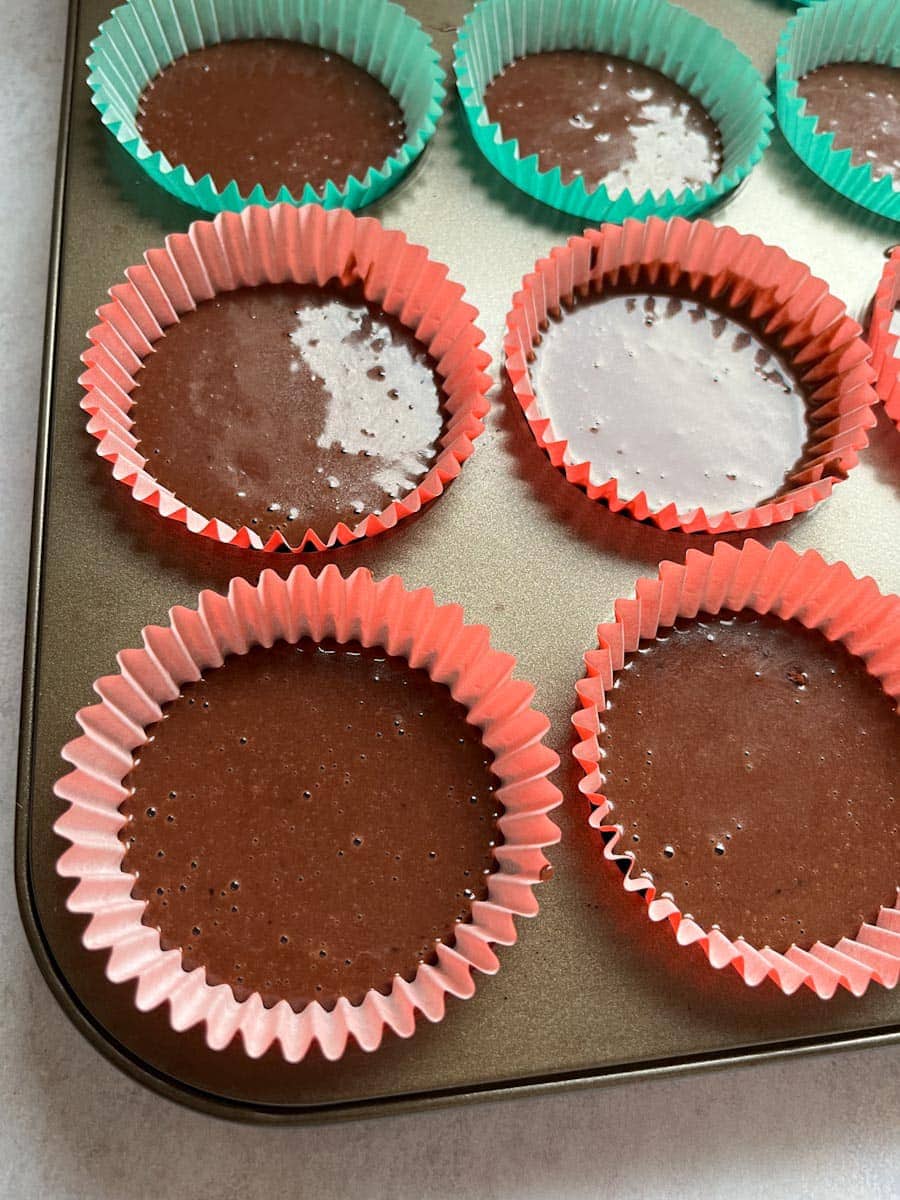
88, 0, 446, 214
453, 0, 773, 224
776, 0, 900, 222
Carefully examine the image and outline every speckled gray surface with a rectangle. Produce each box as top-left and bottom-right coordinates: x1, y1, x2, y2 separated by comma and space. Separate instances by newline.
2, 1, 898, 1196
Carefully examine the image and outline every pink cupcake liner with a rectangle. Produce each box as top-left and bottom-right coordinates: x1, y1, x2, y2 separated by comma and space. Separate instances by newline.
54, 565, 561, 1061
81, 204, 491, 552
868, 246, 900, 429
505, 217, 877, 534
572, 539, 900, 999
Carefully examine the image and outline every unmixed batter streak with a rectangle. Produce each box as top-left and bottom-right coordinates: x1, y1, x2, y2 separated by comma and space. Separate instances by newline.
485, 50, 722, 197
130, 283, 446, 537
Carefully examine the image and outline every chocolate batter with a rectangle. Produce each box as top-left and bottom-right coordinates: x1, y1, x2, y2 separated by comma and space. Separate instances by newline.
120, 639, 500, 1010
130, 283, 446, 538
797, 62, 900, 183
600, 612, 899, 951
484, 50, 722, 196
531, 290, 810, 515
136, 40, 405, 195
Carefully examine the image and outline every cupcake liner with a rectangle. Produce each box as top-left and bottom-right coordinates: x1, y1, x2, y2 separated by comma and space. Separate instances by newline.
867, 246, 900, 427
88, 0, 445, 214
81, 203, 491, 552
453, 0, 772, 223
572, 539, 900, 999
776, 0, 900, 222
504, 216, 877, 534
53, 564, 562, 1061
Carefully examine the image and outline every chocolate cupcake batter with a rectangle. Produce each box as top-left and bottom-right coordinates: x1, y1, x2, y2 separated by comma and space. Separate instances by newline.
484, 50, 722, 196
130, 283, 446, 538
600, 612, 899, 951
137, 40, 405, 196
531, 290, 810, 515
797, 62, 900, 183
120, 640, 500, 1010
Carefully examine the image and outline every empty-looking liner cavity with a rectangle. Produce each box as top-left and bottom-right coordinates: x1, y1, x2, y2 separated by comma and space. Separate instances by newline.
80, 204, 491, 553
776, 0, 900, 222
88, 0, 445, 213
504, 217, 876, 534
54, 565, 562, 1061
454, 0, 771, 223
573, 539, 900, 999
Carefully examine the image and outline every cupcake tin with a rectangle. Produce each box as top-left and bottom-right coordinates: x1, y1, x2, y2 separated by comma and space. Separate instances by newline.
16, 0, 900, 1121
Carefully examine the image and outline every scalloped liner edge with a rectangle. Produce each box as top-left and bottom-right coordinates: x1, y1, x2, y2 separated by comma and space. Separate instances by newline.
572, 538, 900, 998
53, 564, 562, 1061
775, 0, 900, 223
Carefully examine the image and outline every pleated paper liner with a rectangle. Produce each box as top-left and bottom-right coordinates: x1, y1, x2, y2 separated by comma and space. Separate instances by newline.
504, 217, 877, 534
80, 204, 491, 553
572, 539, 900, 999
453, 0, 772, 223
776, 0, 900, 222
88, 0, 444, 214
53, 565, 562, 1062
868, 246, 900, 428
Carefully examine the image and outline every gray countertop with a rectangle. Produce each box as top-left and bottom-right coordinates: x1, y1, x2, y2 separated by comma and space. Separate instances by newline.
1, 1, 897, 1196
